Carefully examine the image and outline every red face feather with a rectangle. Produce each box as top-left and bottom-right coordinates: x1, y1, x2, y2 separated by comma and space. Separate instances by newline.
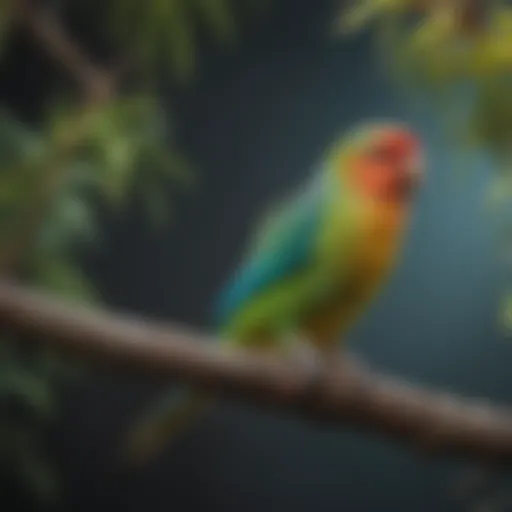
350, 126, 424, 203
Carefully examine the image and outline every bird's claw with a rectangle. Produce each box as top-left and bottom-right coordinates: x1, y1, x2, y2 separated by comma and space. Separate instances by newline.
289, 340, 324, 373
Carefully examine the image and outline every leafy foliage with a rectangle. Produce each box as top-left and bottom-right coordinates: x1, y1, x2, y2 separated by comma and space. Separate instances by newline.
470, 78, 512, 161
41, 95, 194, 229
0, 336, 59, 500
0, 106, 91, 500
339, 1, 512, 161
104, 0, 258, 82
338, 0, 416, 34
0, 100, 187, 497
338, 0, 512, 335
0, 0, 269, 500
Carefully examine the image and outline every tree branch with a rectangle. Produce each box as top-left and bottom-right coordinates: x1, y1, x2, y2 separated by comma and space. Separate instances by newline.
14, 0, 114, 101
415, 0, 488, 34
0, 281, 511, 462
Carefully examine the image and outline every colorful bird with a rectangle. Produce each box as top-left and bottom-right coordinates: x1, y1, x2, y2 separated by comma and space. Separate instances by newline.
121, 121, 425, 465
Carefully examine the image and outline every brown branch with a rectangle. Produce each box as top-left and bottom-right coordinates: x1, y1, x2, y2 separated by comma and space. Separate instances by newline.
0, 281, 511, 462
13, 0, 114, 101
413, 0, 489, 34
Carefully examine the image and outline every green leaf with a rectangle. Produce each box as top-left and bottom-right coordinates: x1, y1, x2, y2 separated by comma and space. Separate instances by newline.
194, 0, 236, 42
0, 367, 55, 420
47, 95, 193, 219
0, 110, 54, 248
486, 173, 512, 212
0, 109, 41, 161
470, 78, 512, 159
103, 0, 257, 80
139, 143, 195, 190
338, 0, 414, 34
37, 189, 99, 254
100, 138, 140, 208
31, 258, 98, 305
500, 293, 512, 335
165, 0, 197, 82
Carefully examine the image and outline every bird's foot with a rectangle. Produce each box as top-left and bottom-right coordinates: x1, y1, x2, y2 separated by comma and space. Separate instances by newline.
329, 350, 368, 374
280, 335, 332, 397
286, 336, 325, 373
281, 335, 367, 395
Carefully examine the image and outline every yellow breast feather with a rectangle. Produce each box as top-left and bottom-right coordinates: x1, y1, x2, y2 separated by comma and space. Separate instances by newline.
302, 201, 407, 349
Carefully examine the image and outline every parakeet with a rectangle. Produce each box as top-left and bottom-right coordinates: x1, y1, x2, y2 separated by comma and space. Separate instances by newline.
121, 121, 425, 465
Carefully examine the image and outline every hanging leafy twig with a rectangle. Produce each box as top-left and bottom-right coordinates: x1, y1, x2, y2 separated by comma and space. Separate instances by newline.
0, 1, 118, 277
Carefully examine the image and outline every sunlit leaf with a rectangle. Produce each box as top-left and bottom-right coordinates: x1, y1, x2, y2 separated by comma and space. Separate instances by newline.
52, 95, 195, 220
486, 173, 512, 212
500, 293, 512, 335
338, 0, 414, 34
470, 78, 512, 159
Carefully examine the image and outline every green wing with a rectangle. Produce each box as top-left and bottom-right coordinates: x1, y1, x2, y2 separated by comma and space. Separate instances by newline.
214, 171, 359, 345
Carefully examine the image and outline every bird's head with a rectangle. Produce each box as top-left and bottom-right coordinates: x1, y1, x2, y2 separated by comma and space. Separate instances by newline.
334, 122, 425, 204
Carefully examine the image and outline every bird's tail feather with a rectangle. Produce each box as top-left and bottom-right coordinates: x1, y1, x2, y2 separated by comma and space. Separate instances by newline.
120, 388, 214, 467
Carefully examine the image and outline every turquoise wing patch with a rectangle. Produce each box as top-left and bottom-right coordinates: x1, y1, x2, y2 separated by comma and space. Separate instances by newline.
213, 174, 327, 328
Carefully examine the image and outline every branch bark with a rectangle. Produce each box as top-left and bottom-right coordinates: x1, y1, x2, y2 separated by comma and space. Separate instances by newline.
415, 0, 489, 34
14, 0, 114, 100
0, 281, 511, 462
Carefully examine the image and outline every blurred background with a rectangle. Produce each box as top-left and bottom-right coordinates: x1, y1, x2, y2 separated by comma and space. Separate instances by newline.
2, 0, 512, 511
